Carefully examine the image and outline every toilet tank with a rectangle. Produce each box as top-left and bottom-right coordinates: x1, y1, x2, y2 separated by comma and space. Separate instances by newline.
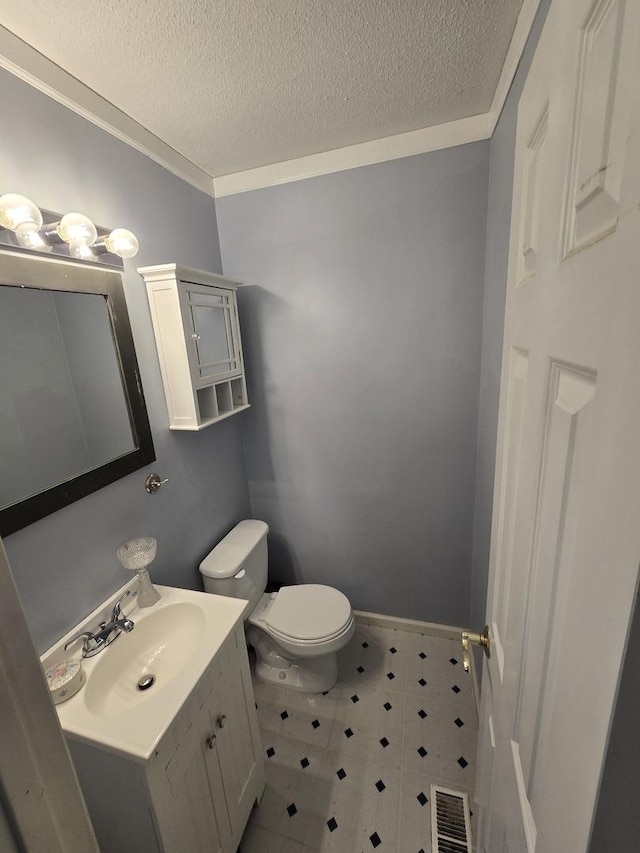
199, 520, 269, 611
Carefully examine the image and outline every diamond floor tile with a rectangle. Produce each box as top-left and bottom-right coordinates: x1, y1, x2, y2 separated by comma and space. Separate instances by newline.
250, 733, 328, 843
241, 621, 479, 852
335, 625, 410, 696
402, 695, 478, 783
260, 686, 340, 749
307, 750, 401, 851
405, 633, 476, 709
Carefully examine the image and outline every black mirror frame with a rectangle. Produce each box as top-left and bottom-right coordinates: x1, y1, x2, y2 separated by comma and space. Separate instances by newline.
0, 250, 155, 536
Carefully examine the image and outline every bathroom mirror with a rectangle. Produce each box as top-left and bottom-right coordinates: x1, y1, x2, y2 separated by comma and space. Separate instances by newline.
0, 249, 155, 536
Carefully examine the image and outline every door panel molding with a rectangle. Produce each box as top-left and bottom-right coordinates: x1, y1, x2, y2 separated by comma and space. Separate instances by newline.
561, 0, 635, 256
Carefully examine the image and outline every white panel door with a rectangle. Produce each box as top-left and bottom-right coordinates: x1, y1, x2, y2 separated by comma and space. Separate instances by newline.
476, 0, 640, 851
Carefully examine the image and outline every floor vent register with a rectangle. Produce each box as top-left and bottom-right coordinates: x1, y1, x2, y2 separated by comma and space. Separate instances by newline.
430, 785, 472, 853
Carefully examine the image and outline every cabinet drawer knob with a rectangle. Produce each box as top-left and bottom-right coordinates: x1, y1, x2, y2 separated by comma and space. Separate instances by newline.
217, 715, 227, 729
206, 734, 216, 750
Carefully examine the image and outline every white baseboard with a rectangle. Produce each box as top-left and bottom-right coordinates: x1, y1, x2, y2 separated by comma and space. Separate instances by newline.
353, 609, 462, 641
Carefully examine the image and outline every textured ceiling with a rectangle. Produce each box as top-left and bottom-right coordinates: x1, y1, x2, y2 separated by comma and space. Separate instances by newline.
1, 0, 524, 177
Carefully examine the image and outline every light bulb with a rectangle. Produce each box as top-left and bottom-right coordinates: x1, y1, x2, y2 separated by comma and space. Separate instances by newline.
57, 212, 97, 246
69, 240, 97, 261
15, 223, 51, 251
104, 228, 139, 259
0, 194, 43, 232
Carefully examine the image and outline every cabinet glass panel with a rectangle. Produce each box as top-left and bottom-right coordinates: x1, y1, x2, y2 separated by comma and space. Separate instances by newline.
188, 289, 240, 381
192, 305, 231, 365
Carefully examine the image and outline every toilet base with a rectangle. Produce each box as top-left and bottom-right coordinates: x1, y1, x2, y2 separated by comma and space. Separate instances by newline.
254, 650, 339, 693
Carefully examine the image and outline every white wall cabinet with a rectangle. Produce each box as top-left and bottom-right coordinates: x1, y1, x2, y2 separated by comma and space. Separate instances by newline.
139, 264, 249, 430
68, 626, 264, 853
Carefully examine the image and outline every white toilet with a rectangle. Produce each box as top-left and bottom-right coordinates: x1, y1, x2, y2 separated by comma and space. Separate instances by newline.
199, 520, 355, 693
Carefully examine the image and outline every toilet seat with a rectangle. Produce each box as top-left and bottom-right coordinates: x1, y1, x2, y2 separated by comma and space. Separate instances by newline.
265, 584, 352, 642
267, 615, 354, 648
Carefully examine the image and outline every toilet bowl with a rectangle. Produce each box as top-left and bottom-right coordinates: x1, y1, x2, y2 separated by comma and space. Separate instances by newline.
246, 585, 355, 692
199, 520, 354, 693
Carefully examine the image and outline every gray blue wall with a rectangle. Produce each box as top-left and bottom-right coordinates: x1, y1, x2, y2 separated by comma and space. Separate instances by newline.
216, 143, 489, 627
0, 68, 251, 652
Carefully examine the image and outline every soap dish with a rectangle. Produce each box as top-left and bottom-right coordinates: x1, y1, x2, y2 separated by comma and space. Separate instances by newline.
46, 659, 85, 704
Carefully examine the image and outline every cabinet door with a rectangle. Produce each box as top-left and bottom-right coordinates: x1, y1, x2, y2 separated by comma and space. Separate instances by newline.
156, 708, 232, 853
181, 283, 242, 386
198, 706, 234, 852
212, 651, 264, 842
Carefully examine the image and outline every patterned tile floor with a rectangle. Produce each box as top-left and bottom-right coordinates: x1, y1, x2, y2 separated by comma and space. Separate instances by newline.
239, 622, 478, 853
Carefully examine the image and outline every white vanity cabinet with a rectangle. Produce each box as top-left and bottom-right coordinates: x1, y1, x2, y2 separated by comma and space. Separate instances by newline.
67, 625, 264, 853
139, 264, 249, 430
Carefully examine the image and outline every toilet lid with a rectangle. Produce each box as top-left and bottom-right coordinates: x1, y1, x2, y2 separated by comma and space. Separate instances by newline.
266, 585, 352, 641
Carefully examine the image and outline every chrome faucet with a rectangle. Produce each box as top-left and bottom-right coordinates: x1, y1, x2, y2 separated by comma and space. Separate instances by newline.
109, 590, 135, 632
65, 590, 135, 658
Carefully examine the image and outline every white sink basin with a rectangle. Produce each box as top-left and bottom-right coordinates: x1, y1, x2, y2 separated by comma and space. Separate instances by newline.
41, 584, 247, 759
84, 601, 206, 717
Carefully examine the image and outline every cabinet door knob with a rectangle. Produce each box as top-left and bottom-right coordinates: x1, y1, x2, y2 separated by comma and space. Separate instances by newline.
206, 734, 216, 750
191, 333, 200, 340
217, 715, 227, 729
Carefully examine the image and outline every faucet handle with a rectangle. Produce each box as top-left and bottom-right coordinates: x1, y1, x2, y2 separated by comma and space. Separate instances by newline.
64, 631, 98, 655
111, 589, 131, 621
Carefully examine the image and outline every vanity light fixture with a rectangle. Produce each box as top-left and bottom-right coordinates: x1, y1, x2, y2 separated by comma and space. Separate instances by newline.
41, 211, 98, 247
15, 227, 51, 252
0, 193, 139, 260
94, 228, 140, 259
0, 193, 43, 233
68, 240, 97, 261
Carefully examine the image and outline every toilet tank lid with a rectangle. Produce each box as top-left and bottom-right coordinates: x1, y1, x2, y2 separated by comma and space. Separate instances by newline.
199, 520, 269, 579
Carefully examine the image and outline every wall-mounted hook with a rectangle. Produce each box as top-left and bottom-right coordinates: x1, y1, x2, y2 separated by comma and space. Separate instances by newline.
145, 473, 169, 494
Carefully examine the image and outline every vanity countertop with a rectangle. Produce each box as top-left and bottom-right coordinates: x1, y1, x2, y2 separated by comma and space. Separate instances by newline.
41, 583, 248, 761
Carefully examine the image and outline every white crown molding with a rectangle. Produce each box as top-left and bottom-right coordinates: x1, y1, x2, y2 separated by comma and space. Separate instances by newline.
0, 0, 542, 199
487, 0, 543, 134
213, 0, 543, 197
213, 112, 495, 198
0, 26, 214, 197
